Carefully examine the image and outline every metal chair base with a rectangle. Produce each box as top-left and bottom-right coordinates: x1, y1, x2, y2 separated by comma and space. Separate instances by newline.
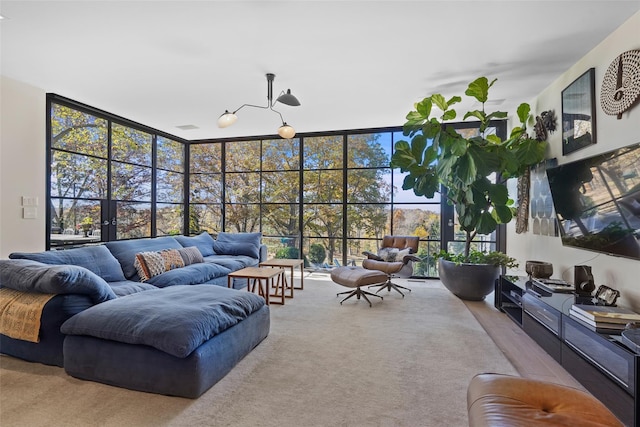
368, 278, 411, 297
337, 287, 383, 307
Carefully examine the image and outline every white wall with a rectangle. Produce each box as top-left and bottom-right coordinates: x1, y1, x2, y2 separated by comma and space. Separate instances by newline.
507, 11, 640, 310
0, 76, 47, 258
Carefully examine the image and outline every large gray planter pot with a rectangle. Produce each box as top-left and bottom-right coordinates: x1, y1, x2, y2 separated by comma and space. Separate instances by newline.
438, 258, 500, 301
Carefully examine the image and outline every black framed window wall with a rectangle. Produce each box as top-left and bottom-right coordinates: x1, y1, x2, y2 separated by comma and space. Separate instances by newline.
46, 94, 188, 249
46, 94, 507, 278
191, 124, 508, 278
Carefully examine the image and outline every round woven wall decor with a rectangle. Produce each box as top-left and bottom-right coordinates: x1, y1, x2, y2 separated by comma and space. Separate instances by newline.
600, 49, 640, 119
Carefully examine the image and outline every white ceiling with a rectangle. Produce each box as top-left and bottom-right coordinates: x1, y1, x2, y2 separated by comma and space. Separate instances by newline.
1, 1, 639, 141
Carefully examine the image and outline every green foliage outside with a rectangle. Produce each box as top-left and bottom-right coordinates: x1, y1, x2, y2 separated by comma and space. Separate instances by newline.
275, 247, 300, 259
308, 243, 326, 264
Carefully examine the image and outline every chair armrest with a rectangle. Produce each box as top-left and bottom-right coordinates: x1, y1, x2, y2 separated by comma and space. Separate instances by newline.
362, 251, 384, 261
402, 255, 421, 265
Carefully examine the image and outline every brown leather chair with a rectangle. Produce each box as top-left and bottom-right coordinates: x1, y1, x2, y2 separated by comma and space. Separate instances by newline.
467, 373, 623, 427
362, 236, 420, 297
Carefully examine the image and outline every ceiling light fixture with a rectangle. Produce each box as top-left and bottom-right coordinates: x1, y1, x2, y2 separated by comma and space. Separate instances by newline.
217, 73, 301, 138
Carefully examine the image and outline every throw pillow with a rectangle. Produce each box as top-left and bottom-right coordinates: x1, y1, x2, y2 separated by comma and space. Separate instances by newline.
134, 249, 185, 282
174, 232, 215, 257
161, 248, 185, 271
177, 246, 204, 265
395, 248, 412, 261
212, 241, 260, 259
216, 232, 261, 246
8, 245, 126, 282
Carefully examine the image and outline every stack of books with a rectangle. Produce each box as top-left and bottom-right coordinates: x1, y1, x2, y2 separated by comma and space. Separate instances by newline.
569, 304, 640, 334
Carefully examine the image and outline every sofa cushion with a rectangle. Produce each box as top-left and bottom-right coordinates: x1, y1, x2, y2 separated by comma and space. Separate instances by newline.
9, 245, 126, 282
107, 281, 157, 297
174, 232, 215, 257
203, 255, 258, 271
217, 232, 262, 247
212, 241, 259, 259
105, 237, 183, 280
177, 246, 204, 265
0, 259, 117, 304
61, 285, 266, 358
144, 262, 231, 288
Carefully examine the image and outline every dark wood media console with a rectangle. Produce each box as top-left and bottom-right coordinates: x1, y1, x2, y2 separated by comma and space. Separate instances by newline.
495, 275, 639, 426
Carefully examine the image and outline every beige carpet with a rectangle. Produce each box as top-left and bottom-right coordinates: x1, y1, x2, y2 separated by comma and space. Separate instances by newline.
0, 275, 517, 427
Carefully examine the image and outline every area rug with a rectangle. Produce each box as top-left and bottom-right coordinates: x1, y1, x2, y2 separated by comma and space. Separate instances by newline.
0, 275, 517, 427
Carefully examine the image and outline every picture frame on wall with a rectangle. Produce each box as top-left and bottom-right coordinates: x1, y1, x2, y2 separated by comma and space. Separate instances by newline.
562, 68, 597, 155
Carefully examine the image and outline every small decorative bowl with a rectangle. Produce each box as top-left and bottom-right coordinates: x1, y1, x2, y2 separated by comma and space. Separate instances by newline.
525, 260, 553, 279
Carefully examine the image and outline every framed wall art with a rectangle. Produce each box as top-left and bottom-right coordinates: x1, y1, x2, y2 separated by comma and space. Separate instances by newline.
562, 68, 597, 155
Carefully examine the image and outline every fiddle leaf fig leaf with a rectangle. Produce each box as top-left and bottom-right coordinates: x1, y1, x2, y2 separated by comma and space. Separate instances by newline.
423, 120, 441, 139
464, 110, 486, 122
517, 103, 531, 124
411, 134, 427, 163
489, 183, 509, 205
431, 94, 448, 112
493, 205, 513, 223
394, 140, 410, 151
476, 212, 498, 235
414, 173, 438, 198
465, 77, 497, 103
455, 153, 477, 186
486, 134, 502, 145
416, 97, 433, 118
450, 137, 468, 156
442, 109, 457, 121
423, 146, 437, 165
447, 96, 462, 107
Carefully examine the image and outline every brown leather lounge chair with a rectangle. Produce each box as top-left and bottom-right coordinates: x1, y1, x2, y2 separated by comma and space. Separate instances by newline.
362, 235, 420, 297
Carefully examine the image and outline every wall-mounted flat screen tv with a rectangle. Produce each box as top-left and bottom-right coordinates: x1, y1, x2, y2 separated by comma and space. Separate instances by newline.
546, 142, 640, 260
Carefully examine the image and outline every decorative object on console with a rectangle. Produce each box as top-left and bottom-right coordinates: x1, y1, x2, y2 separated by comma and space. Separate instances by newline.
573, 265, 595, 296
569, 303, 640, 334
600, 49, 640, 119
561, 68, 596, 155
217, 73, 300, 138
595, 285, 621, 306
525, 260, 553, 279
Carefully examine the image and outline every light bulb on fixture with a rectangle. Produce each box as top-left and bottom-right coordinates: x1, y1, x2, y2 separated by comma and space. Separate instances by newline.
217, 73, 300, 138
217, 110, 238, 128
278, 123, 296, 139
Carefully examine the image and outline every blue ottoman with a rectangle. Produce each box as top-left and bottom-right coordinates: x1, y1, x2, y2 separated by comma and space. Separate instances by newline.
61, 285, 270, 398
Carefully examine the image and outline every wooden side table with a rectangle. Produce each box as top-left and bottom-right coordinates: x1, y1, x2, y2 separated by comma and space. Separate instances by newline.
228, 267, 286, 305
259, 259, 304, 297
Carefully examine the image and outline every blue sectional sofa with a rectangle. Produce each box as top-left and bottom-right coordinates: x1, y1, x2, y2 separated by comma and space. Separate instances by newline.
0, 232, 270, 384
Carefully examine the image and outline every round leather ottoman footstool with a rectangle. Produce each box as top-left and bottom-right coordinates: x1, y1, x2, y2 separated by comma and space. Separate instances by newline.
467, 373, 623, 427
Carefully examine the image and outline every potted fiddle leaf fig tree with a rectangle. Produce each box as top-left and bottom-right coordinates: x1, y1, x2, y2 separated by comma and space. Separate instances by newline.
391, 77, 547, 300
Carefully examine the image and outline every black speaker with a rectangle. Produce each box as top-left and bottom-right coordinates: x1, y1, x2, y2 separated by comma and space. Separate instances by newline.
574, 265, 595, 295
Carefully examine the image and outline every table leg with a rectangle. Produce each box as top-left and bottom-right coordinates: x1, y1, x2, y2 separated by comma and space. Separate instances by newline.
268, 273, 285, 305
294, 263, 304, 290
286, 266, 294, 298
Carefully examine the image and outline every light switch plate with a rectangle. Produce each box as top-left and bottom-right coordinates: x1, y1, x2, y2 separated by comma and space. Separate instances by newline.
21, 196, 39, 206
23, 206, 37, 219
